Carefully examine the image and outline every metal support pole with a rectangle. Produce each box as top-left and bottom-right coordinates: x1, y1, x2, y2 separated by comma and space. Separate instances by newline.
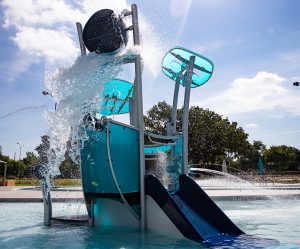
129, 97, 136, 125
131, 4, 146, 230
171, 81, 180, 135
41, 177, 52, 226
34, 164, 52, 225
76, 22, 87, 56
131, 4, 140, 46
3, 162, 7, 184
17, 142, 22, 183
182, 56, 195, 175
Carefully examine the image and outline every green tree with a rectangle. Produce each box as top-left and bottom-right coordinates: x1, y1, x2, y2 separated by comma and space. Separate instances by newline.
35, 135, 50, 165
263, 145, 300, 171
0, 153, 16, 178
58, 138, 80, 179
180, 107, 249, 163
144, 102, 250, 164
23, 152, 38, 166
35, 135, 80, 179
237, 140, 266, 170
252, 140, 267, 156
144, 101, 172, 135
59, 156, 80, 179
22, 152, 39, 178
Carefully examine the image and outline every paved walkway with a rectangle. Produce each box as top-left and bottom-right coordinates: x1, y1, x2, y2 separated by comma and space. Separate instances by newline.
1, 184, 299, 202
0, 186, 84, 202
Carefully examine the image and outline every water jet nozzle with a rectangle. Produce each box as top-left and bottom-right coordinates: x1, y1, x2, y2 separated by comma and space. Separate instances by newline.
42, 91, 52, 97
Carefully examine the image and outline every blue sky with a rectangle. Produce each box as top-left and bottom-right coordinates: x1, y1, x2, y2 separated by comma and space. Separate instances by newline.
0, 0, 300, 159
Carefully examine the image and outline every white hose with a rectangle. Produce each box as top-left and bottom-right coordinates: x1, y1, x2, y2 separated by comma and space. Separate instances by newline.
106, 122, 140, 220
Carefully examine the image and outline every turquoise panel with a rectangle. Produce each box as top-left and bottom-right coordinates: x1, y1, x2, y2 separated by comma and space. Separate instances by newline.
258, 158, 264, 175
162, 47, 214, 88
174, 136, 183, 168
144, 144, 172, 155
81, 121, 140, 194
169, 136, 183, 191
96, 79, 133, 116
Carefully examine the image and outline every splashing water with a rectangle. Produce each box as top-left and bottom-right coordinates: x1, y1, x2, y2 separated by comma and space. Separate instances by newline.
44, 52, 128, 177
42, 5, 169, 179
154, 152, 171, 188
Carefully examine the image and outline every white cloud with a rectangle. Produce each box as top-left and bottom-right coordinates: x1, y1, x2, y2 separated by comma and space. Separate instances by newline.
1, 53, 40, 82
1, 0, 170, 83
1, 0, 129, 69
246, 123, 259, 128
13, 27, 78, 64
194, 71, 300, 116
2, 0, 82, 28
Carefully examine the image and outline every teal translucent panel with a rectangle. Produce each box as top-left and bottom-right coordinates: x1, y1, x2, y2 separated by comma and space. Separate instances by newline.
81, 121, 140, 194
96, 79, 133, 116
174, 136, 183, 167
144, 144, 172, 155
258, 158, 264, 175
162, 47, 214, 88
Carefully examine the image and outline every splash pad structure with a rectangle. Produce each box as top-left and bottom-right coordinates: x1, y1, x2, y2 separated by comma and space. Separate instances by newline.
38, 4, 278, 247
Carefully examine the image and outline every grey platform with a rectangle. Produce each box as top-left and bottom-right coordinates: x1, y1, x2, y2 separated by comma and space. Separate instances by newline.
1, 184, 299, 202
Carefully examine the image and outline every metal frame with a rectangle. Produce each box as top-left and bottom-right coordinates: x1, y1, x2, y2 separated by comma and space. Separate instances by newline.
76, 4, 146, 230
170, 82, 180, 136
130, 4, 146, 230
182, 56, 195, 175
76, 22, 87, 56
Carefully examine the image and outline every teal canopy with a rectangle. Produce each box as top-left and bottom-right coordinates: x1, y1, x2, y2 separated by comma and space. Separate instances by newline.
162, 47, 213, 88
97, 79, 133, 116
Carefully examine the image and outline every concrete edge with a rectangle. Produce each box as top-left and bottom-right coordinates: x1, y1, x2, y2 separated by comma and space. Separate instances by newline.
0, 198, 84, 203
1, 195, 299, 202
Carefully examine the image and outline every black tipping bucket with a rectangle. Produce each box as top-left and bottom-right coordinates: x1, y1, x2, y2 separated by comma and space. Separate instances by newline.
83, 9, 128, 54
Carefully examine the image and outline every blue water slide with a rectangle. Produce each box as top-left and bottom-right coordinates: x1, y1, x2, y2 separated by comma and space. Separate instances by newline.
145, 174, 278, 247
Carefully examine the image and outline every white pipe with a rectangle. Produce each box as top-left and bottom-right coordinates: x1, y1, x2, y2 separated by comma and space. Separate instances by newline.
106, 121, 140, 220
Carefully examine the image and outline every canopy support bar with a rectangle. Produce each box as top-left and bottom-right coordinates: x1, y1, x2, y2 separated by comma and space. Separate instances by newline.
171, 81, 180, 135
182, 56, 195, 175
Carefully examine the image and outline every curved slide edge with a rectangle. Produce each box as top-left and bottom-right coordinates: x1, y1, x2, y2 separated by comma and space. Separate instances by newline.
178, 174, 243, 235
145, 174, 279, 247
145, 174, 204, 242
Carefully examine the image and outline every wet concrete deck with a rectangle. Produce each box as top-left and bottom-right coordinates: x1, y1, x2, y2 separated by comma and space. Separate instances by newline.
0, 186, 83, 202
1, 184, 299, 202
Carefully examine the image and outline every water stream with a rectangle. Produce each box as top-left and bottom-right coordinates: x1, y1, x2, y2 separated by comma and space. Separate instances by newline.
44, 53, 124, 177
0, 105, 46, 120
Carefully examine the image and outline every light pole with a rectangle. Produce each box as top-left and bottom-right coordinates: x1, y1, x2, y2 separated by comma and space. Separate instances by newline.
17, 142, 23, 183
42, 91, 57, 110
